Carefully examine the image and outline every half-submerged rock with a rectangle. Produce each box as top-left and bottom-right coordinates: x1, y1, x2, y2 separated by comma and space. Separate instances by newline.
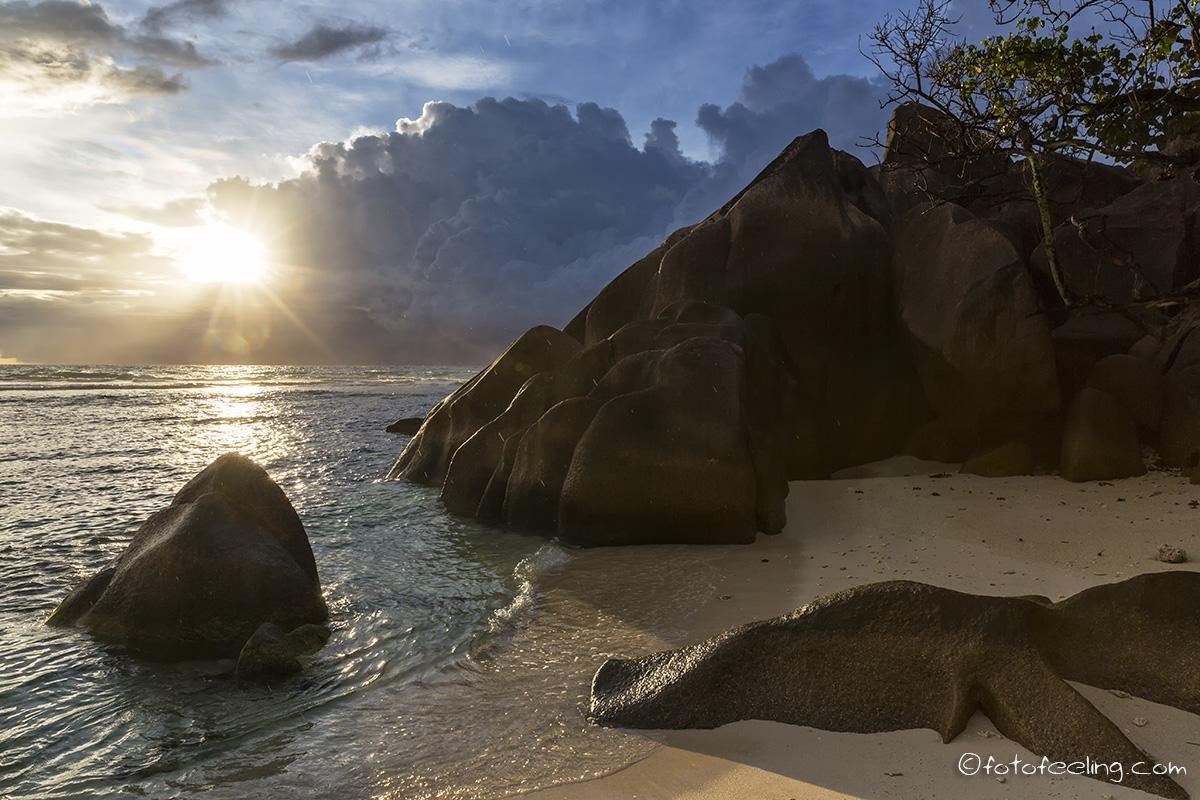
385, 417, 424, 435
237, 621, 331, 677
48, 453, 328, 661
590, 573, 1200, 799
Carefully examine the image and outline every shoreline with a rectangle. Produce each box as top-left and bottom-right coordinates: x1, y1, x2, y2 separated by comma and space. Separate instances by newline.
525, 459, 1200, 800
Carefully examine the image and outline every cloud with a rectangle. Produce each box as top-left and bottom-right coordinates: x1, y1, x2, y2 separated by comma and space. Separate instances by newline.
108, 197, 207, 227
0, 0, 214, 113
0, 1, 213, 67
682, 53, 889, 216
1, 52, 898, 364
269, 22, 388, 62
386, 54, 516, 91
0, 207, 365, 364
204, 96, 707, 362
140, 0, 231, 34
0, 207, 175, 289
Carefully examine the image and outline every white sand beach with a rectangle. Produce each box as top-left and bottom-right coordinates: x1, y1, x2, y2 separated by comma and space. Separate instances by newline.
529, 459, 1200, 800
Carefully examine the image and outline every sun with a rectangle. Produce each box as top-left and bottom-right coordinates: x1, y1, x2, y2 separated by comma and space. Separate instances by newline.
178, 223, 269, 285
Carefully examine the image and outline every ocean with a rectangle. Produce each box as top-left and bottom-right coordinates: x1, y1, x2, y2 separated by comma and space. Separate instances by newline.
0, 365, 720, 799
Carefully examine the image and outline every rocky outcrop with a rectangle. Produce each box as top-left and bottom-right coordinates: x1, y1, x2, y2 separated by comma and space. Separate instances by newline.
391, 130, 924, 544
1161, 364, 1200, 467
48, 454, 328, 661
874, 103, 1138, 262
1085, 354, 1164, 434
892, 202, 1059, 458
874, 102, 1009, 217
394, 303, 797, 545
1154, 307, 1200, 467
987, 155, 1139, 261
1031, 177, 1200, 306
590, 573, 1200, 799
1059, 387, 1146, 482
390, 104, 1200, 544
388, 326, 581, 485
960, 440, 1038, 477
1051, 310, 1153, 403
576, 130, 921, 470
557, 337, 769, 545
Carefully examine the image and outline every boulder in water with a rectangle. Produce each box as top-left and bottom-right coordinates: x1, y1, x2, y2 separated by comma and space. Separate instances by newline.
48, 453, 328, 661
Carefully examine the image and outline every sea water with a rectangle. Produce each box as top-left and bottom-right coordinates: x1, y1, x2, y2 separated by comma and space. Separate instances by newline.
0, 365, 721, 799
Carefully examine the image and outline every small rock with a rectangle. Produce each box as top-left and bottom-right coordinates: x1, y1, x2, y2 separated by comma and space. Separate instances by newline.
1109, 689, 1131, 699
385, 416, 424, 435
237, 621, 331, 678
237, 623, 300, 676
995, 776, 1006, 784
1132, 716, 1149, 727
1157, 544, 1188, 564
286, 623, 332, 654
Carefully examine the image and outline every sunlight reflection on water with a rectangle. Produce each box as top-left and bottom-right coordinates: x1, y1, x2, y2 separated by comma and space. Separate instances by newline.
0, 365, 727, 800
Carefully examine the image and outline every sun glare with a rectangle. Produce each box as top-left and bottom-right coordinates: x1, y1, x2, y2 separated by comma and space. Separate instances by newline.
178, 223, 269, 285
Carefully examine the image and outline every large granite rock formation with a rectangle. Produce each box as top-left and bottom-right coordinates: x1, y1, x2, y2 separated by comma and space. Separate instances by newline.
590, 573, 1199, 799
575, 129, 919, 469
391, 326, 581, 487
1031, 177, 1200, 306
392, 130, 921, 544
892, 201, 1059, 457
391, 102, 1200, 544
397, 301, 797, 545
48, 454, 328, 661
1059, 386, 1146, 482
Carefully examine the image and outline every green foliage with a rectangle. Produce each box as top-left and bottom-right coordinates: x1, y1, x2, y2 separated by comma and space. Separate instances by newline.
870, 0, 1200, 163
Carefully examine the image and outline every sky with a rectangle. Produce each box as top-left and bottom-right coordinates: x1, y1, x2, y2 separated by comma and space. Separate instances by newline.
0, 0, 997, 364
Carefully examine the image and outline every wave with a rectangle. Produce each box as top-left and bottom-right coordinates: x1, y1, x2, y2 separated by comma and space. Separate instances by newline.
487, 543, 572, 634
0, 365, 476, 392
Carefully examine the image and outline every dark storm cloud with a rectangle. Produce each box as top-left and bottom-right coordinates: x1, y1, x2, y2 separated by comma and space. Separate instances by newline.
140, 0, 231, 34
198, 53, 893, 364
0, 0, 212, 102
268, 23, 389, 62
681, 53, 889, 219
207, 96, 707, 362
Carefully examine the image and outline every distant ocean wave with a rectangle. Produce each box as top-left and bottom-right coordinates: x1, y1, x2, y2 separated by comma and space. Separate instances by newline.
0, 364, 477, 392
